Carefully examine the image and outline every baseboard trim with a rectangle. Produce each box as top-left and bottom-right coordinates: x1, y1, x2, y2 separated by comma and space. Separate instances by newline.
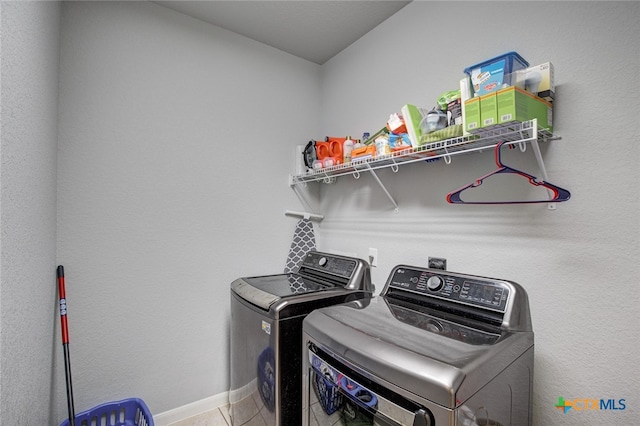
228, 378, 257, 403
152, 392, 229, 425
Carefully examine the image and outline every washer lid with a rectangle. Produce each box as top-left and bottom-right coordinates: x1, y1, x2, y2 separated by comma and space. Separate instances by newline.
243, 274, 334, 296
303, 296, 533, 409
231, 251, 373, 310
231, 273, 345, 310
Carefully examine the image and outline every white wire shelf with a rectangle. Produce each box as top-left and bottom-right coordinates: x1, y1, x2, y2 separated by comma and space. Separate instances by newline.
289, 119, 561, 213
289, 120, 558, 186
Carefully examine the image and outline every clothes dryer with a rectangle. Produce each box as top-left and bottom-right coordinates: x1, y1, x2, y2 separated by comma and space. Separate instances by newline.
303, 265, 534, 426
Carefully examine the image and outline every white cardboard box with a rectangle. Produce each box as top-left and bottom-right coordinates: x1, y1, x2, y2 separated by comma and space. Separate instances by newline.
515, 62, 555, 102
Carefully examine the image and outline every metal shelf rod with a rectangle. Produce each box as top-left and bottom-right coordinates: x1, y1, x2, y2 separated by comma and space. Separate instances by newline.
284, 210, 324, 221
364, 163, 399, 213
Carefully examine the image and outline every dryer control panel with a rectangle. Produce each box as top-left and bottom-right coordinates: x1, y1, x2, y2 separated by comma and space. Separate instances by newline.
300, 252, 357, 279
297, 251, 373, 292
385, 266, 510, 313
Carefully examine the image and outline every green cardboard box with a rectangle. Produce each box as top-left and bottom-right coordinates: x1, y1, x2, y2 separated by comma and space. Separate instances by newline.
480, 93, 498, 129
497, 86, 553, 132
463, 97, 481, 133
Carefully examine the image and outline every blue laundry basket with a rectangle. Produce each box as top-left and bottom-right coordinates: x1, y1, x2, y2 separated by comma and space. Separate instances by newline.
311, 353, 343, 415
313, 368, 343, 415
257, 347, 276, 412
60, 397, 153, 426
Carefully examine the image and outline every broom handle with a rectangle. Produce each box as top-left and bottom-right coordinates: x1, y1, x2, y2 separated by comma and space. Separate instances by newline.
57, 265, 75, 426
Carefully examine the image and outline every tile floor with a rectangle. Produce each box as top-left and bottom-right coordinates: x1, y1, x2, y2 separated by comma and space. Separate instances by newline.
170, 387, 276, 426
166, 389, 329, 426
165, 382, 329, 425
228, 386, 275, 426
167, 405, 231, 426
165, 378, 373, 425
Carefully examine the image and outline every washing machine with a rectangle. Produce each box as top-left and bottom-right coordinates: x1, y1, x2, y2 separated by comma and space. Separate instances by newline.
302, 264, 534, 426
229, 251, 374, 426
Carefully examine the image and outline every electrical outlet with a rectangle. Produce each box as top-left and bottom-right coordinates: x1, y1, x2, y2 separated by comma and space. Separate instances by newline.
368, 248, 378, 267
428, 257, 447, 270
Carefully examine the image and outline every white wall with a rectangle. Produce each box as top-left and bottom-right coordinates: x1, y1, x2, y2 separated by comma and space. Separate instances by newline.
55, 1, 320, 421
314, 2, 639, 425
0, 1, 61, 423
2, 1, 638, 425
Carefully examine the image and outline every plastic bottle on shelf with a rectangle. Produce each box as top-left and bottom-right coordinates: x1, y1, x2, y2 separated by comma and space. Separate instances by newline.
362, 132, 370, 145
375, 137, 390, 157
343, 136, 354, 164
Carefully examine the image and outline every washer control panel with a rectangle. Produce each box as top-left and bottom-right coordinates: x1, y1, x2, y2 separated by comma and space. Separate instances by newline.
385, 266, 510, 312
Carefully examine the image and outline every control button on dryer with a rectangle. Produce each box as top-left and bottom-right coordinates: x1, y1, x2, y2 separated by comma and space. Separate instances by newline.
318, 257, 327, 267
426, 276, 444, 291
426, 319, 444, 334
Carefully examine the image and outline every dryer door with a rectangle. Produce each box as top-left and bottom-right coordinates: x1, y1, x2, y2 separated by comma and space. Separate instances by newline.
305, 351, 434, 426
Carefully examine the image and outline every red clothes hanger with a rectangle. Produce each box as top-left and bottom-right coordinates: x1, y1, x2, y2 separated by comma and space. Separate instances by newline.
446, 141, 571, 204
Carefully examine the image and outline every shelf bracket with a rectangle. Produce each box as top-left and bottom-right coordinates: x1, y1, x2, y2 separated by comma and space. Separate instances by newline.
364, 163, 399, 213
285, 210, 324, 221
529, 124, 556, 210
290, 182, 321, 216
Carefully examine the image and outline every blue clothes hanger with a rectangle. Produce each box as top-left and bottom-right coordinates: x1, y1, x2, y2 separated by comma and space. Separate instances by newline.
446, 141, 571, 204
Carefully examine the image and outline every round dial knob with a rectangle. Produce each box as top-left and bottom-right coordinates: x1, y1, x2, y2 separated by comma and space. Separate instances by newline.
318, 257, 327, 267
426, 276, 444, 291
426, 319, 444, 334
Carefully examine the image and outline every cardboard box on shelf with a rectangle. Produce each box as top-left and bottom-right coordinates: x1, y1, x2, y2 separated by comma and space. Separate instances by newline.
463, 97, 481, 133
386, 113, 407, 134
515, 62, 555, 102
447, 98, 462, 126
480, 93, 498, 129
401, 103, 425, 148
351, 145, 377, 162
497, 86, 553, 132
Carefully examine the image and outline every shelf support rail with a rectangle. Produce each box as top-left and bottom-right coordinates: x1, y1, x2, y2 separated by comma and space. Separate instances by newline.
290, 182, 321, 217
285, 210, 324, 221
520, 119, 556, 210
529, 124, 557, 210
364, 162, 399, 213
